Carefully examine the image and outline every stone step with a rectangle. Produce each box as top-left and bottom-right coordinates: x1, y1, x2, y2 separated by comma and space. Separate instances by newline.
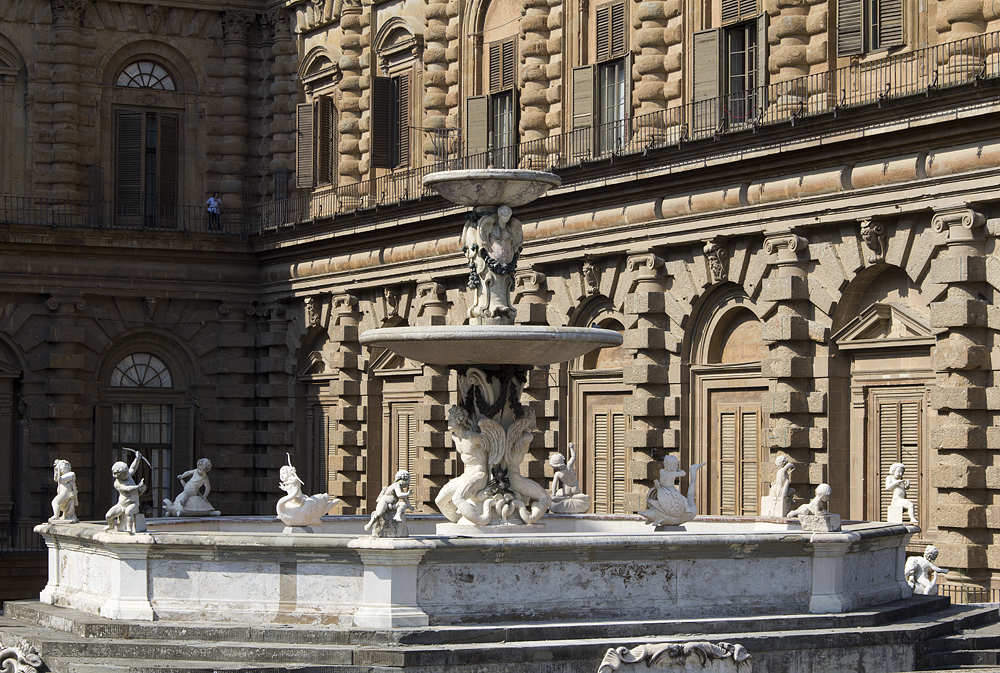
917, 650, 1000, 670
58, 660, 371, 673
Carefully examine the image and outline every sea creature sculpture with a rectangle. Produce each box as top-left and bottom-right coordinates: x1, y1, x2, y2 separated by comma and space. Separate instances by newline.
276, 455, 342, 529
49, 459, 79, 523
640, 455, 705, 527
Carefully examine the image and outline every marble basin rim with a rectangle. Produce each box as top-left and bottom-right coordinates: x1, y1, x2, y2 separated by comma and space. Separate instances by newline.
422, 169, 562, 207
359, 324, 623, 367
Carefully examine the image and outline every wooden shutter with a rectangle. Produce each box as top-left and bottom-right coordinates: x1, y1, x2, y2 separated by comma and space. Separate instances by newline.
722, 0, 758, 25
172, 404, 193, 499
878, 0, 904, 49
296, 103, 315, 188
116, 111, 143, 207
611, 412, 626, 513
756, 13, 768, 91
393, 404, 418, 474
837, 0, 864, 56
157, 114, 178, 226
490, 40, 515, 92
397, 72, 411, 168
94, 404, 114, 514
610, 2, 626, 59
596, 3, 610, 62
572, 65, 595, 130
740, 409, 760, 515
371, 77, 393, 169
316, 96, 334, 184
900, 400, 920, 515
876, 397, 921, 521
466, 95, 489, 158
502, 40, 515, 90
692, 29, 721, 133
593, 412, 609, 513
719, 409, 736, 515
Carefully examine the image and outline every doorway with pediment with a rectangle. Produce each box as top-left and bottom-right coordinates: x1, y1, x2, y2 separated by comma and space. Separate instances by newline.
830, 265, 936, 541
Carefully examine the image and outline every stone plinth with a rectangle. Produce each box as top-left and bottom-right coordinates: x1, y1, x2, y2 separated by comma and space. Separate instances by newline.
887, 506, 905, 524
800, 514, 841, 532
760, 496, 792, 518
348, 537, 433, 628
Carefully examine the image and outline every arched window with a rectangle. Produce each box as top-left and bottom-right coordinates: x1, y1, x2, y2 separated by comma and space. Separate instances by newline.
111, 353, 172, 388
116, 61, 176, 90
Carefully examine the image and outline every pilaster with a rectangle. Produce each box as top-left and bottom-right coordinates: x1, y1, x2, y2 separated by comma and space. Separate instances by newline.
47, 0, 87, 200
268, 8, 297, 195
328, 293, 365, 512
256, 302, 294, 513
220, 10, 254, 209
421, 0, 460, 164
633, 0, 682, 138
518, 0, 559, 165
338, 3, 366, 187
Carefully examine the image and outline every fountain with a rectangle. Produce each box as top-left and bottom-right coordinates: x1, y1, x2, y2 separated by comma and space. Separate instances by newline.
27, 169, 918, 637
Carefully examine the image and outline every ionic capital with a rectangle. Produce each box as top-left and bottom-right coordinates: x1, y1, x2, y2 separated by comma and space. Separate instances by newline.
763, 231, 808, 266
932, 206, 986, 243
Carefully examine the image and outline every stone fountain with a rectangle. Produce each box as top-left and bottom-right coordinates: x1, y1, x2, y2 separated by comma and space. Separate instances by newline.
361, 169, 622, 529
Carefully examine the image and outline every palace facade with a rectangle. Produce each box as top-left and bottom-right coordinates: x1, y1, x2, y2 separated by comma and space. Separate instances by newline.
4, 0, 1000, 600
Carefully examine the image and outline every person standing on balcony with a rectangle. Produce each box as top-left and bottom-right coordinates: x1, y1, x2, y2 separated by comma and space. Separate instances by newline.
206, 192, 221, 231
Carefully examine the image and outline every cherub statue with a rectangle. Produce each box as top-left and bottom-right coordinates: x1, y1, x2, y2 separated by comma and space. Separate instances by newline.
163, 458, 220, 517
788, 483, 832, 519
884, 462, 917, 524
49, 459, 79, 523
104, 450, 147, 534
364, 469, 414, 537
905, 545, 949, 595
768, 455, 795, 500
276, 455, 343, 529
639, 455, 705, 527
549, 444, 592, 514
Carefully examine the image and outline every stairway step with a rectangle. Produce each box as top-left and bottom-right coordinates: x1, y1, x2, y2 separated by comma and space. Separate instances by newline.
918, 650, 1000, 670
59, 660, 374, 673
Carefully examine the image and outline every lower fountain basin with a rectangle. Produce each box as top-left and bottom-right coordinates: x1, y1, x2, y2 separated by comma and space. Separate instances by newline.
359, 325, 623, 367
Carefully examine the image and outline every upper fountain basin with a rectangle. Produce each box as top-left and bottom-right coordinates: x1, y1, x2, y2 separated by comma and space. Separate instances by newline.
422, 169, 562, 207
359, 325, 622, 367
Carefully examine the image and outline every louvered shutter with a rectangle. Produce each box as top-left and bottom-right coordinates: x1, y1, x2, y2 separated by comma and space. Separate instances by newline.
396, 72, 410, 168
756, 13, 768, 93
875, 398, 921, 522
741, 409, 760, 515
878, 0, 903, 49
316, 96, 334, 184
502, 40, 515, 90
596, 4, 610, 62
837, 0, 864, 56
722, 0, 758, 25
611, 412, 626, 513
692, 29, 721, 133
719, 409, 737, 516
489, 41, 503, 93
171, 405, 193, 499
371, 77, 393, 169
296, 103, 315, 188
157, 113, 178, 227
466, 95, 489, 160
900, 399, 920, 516
593, 412, 609, 513
116, 111, 143, 210
610, 2, 626, 58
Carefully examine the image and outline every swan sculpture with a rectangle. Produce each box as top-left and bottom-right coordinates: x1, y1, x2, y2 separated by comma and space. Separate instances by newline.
640, 455, 705, 527
276, 455, 342, 528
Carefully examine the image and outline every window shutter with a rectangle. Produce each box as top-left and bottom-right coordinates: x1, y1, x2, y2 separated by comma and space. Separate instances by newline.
371, 76, 393, 169
465, 95, 489, 159
756, 13, 768, 90
837, 0, 864, 56
115, 111, 143, 208
157, 113, 178, 227
596, 4, 610, 62
900, 399, 920, 516
878, 0, 904, 49
593, 412, 608, 513
397, 72, 411, 169
572, 65, 595, 129
722, 0, 758, 25
740, 409, 760, 515
719, 409, 736, 516
296, 103, 315, 188
611, 412, 626, 513
489, 41, 503, 93
94, 404, 114, 515
171, 404, 193, 499
609, 1, 626, 58
316, 96, 335, 184
877, 400, 899, 521
502, 39, 515, 90
692, 29, 721, 132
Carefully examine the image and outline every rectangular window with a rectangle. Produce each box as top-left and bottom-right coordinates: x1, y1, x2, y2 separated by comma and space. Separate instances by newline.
692, 14, 766, 135
717, 405, 762, 516
597, 58, 628, 154
871, 391, 923, 524
463, 39, 518, 168
296, 96, 337, 187
372, 74, 410, 170
837, 0, 904, 57
115, 110, 179, 228
724, 21, 759, 129
489, 90, 516, 168
112, 402, 172, 517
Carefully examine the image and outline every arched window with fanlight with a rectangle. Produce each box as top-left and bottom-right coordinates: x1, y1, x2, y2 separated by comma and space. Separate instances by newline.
96, 352, 193, 518
114, 60, 180, 229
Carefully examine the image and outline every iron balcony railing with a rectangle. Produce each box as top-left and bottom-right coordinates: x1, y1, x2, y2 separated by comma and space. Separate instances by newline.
0, 31, 998, 237
0, 521, 46, 555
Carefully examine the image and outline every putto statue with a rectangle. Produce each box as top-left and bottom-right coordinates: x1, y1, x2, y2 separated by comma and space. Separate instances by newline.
105, 449, 148, 534
905, 545, 949, 595
639, 455, 705, 527
788, 483, 840, 532
461, 204, 523, 325
276, 455, 343, 530
760, 455, 795, 517
884, 462, 917, 525
364, 469, 414, 537
163, 458, 221, 517
549, 444, 592, 514
49, 459, 79, 523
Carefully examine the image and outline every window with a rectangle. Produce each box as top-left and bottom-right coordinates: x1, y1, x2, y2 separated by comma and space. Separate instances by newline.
724, 20, 760, 129
296, 96, 337, 188
692, 10, 766, 133
571, 1, 630, 157
111, 353, 173, 388
466, 37, 517, 168
115, 110, 179, 228
869, 390, 923, 524
590, 402, 628, 514
117, 61, 176, 90
837, 0, 903, 57
372, 72, 411, 170
716, 404, 762, 516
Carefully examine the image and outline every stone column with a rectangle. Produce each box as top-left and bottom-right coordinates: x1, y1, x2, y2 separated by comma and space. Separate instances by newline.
339, 2, 365, 190
928, 206, 989, 579
268, 8, 297, 197
328, 294, 365, 512
622, 253, 678, 511
935, 0, 987, 78
48, 0, 87, 201
519, 0, 559, 167
421, 0, 459, 165
514, 270, 556, 486
221, 10, 254, 210
633, 0, 683, 140
413, 283, 453, 509
761, 232, 828, 502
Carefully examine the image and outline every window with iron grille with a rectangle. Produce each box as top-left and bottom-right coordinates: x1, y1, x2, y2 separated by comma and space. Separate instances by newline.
837, 0, 904, 57
692, 12, 767, 133
115, 110, 179, 229
466, 37, 518, 168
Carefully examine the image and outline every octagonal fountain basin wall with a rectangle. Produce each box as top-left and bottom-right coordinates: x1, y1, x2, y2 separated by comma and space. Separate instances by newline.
34, 517, 917, 628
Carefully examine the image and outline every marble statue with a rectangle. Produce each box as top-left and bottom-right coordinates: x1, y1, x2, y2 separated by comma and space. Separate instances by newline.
905, 545, 949, 595
788, 483, 840, 532
276, 455, 343, 529
104, 449, 147, 534
0, 641, 43, 673
49, 459, 79, 523
760, 455, 795, 517
549, 443, 592, 513
364, 469, 414, 537
461, 205, 523, 325
163, 458, 221, 517
639, 456, 705, 527
436, 396, 551, 526
884, 462, 917, 524
599, 641, 753, 673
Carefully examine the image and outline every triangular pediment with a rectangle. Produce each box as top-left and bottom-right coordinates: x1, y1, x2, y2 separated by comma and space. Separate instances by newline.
833, 302, 936, 350
296, 351, 336, 380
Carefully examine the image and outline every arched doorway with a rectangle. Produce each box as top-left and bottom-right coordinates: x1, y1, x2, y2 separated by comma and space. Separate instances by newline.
689, 287, 768, 516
